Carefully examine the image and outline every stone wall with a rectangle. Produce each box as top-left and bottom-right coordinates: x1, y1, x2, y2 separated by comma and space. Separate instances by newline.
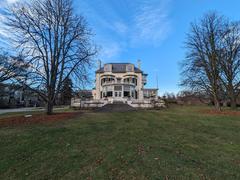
71, 98, 108, 109
71, 98, 166, 110
127, 99, 166, 109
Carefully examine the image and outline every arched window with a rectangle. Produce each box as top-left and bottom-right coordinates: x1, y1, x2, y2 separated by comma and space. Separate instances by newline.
101, 76, 115, 85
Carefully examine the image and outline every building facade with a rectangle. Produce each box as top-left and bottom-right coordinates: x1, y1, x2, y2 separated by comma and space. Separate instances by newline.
0, 83, 44, 108
92, 62, 158, 101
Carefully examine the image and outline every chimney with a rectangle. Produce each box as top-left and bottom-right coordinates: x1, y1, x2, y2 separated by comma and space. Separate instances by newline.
98, 59, 102, 69
137, 59, 141, 69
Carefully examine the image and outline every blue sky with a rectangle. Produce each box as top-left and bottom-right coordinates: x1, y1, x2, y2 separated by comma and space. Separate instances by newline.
1, 0, 240, 95
72, 0, 240, 95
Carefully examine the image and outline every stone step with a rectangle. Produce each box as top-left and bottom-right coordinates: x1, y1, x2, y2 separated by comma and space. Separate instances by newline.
96, 103, 135, 112
112, 101, 125, 104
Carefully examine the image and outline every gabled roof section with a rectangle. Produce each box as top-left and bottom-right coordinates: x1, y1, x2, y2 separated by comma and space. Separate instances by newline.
96, 63, 143, 73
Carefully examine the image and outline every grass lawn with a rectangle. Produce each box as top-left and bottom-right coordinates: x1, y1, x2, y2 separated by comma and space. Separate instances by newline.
0, 106, 240, 179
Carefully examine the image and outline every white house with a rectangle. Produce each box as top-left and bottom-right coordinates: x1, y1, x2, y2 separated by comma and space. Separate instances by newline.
71, 61, 165, 109
92, 62, 158, 101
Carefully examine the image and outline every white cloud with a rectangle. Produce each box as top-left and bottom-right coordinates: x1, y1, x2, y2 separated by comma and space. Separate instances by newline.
113, 21, 128, 35
0, 0, 24, 7
90, 0, 172, 58
6, 0, 19, 3
0, 11, 8, 43
131, 0, 172, 46
0, 0, 27, 49
99, 41, 122, 60
0, 0, 18, 6
0, 0, 172, 59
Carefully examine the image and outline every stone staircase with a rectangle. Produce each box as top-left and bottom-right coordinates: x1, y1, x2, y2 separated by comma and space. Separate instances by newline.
96, 101, 135, 112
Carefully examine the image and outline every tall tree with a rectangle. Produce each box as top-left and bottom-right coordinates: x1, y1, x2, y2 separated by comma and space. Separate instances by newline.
5, 0, 96, 114
181, 12, 225, 111
220, 22, 240, 109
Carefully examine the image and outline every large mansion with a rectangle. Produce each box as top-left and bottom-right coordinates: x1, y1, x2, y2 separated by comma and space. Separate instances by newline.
92, 62, 158, 101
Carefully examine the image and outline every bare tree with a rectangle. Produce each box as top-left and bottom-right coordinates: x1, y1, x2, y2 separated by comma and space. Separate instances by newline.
181, 12, 225, 111
0, 49, 27, 83
220, 22, 240, 109
5, 0, 96, 114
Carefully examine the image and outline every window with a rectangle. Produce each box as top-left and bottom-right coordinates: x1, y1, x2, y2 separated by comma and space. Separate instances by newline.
124, 85, 130, 91
107, 91, 113, 97
101, 79, 104, 85
104, 64, 112, 72
126, 64, 133, 72
117, 78, 121, 83
124, 78, 130, 83
124, 91, 130, 97
131, 91, 134, 97
114, 86, 122, 91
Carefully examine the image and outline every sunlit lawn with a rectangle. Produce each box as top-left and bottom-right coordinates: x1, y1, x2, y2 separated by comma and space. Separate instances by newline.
0, 106, 240, 179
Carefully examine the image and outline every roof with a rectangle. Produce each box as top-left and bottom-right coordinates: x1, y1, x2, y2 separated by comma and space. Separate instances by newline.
96, 63, 143, 73
143, 88, 158, 91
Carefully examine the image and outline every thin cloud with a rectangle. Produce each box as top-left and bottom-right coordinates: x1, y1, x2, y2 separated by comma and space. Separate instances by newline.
131, 0, 172, 46
0, 0, 27, 50
92, 0, 172, 57
0, 9, 9, 47
99, 41, 123, 60
0, 0, 22, 6
6, 0, 19, 3
113, 21, 128, 35
0, 14, 6, 36
0, 0, 172, 59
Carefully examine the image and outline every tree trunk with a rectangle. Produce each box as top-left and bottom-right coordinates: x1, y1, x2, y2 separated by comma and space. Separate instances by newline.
213, 94, 221, 111
230, 96, 237, 109
229, 87, 237, 109
46, 101, 53, 115
214, 100, 221, 111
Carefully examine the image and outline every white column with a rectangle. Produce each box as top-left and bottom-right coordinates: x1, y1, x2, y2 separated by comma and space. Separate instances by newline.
121, 85, 123, 98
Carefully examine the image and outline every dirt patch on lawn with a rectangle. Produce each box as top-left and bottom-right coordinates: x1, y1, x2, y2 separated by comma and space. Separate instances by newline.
0, 112, 80, 127
201, 109, 240, 116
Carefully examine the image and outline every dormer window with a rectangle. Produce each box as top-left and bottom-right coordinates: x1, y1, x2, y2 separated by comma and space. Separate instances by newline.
104, 64, 112, 72
126, 64, 134, 72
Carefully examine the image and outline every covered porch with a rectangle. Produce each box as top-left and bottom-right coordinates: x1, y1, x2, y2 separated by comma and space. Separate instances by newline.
101, 84, 138, 101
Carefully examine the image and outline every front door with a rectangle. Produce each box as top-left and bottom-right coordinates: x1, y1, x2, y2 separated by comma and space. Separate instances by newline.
114, 91, 122, 101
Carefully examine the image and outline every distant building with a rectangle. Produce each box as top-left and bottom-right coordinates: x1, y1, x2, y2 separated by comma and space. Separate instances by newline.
93, 62, 158, 101
0, 83, 44, 108
76, 90, 93, 100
